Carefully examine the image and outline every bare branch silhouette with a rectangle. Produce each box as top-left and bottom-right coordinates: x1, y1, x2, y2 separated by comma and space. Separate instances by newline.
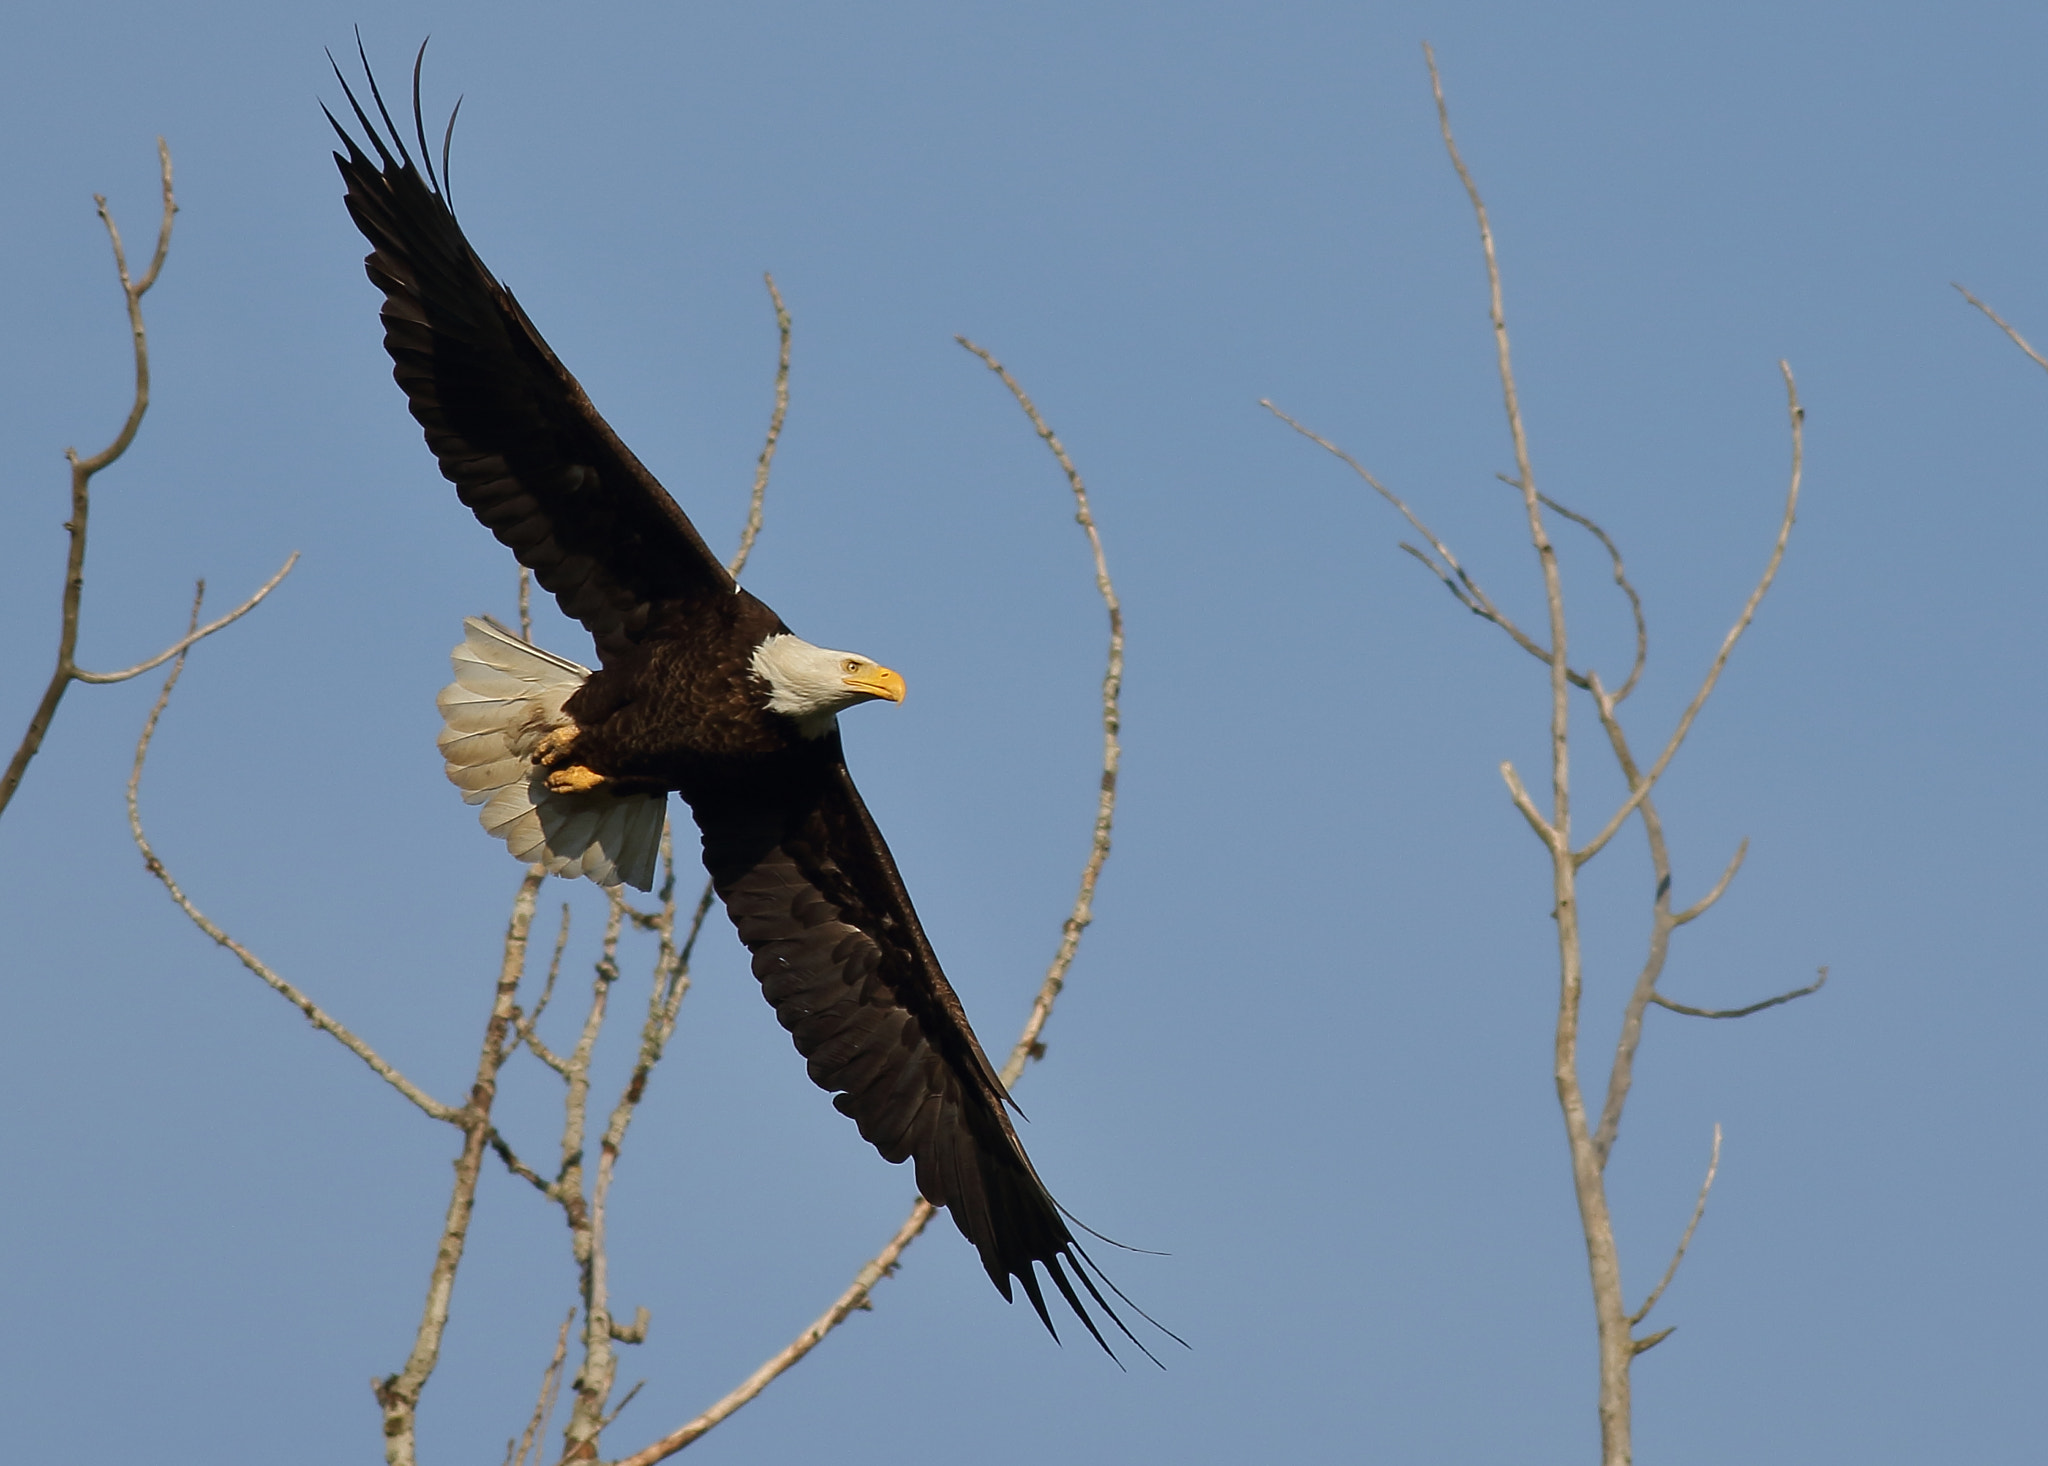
1631, 1125, 1722, 1327
2, 140, 296, 821
1652, 967, 1829, 1020
1266, 47, 1824, 1464
128, 593, 459, 1127
1573, 366, 1803, 866
504, 1310, 574, 1466
729, 272, 790, 580
1955, 283, 2048, 375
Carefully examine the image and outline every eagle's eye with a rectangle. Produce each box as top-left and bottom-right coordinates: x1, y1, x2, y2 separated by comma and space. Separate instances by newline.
843, 659, 862, 673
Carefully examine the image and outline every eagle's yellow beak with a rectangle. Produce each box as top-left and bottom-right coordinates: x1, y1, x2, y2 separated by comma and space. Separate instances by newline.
844, 664, 906, 704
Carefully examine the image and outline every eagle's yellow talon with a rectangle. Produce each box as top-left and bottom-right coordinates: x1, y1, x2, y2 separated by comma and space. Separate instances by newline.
545, 764, 608, 794
532, 725, 581, 767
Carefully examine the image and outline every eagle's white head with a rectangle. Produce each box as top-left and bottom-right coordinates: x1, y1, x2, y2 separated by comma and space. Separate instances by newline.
750, 633, 907, 739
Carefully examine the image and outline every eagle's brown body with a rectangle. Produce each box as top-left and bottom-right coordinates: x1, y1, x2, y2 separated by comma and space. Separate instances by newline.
561, 589, 805, 788
329, 55, 1145, 1356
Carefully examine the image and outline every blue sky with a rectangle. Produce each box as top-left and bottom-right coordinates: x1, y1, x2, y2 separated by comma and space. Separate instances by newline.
2, 3, 2043, 1461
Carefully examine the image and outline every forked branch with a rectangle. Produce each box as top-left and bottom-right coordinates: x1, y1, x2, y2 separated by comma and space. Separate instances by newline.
1574, 365, 1803, 865
1, 140, 298, 823
128, 591, 457, 1125
71, 555, 299, 683
1265, 48, 1822, 1466
1259, 399, 1548, 663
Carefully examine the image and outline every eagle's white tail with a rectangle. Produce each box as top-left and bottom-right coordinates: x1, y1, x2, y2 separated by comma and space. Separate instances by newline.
436, 617, 666, 891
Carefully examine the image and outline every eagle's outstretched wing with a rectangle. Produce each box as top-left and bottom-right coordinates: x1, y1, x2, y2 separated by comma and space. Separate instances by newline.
328, 56, 732, 666
694, 738, 1151, 1358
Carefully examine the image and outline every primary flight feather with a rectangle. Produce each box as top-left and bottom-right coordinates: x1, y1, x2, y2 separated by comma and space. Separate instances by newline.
326, 51, 1146, 1356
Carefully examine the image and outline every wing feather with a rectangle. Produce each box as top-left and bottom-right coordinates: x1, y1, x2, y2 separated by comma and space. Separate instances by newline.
695, 742, 1135, 1353
328, 62, 732, 665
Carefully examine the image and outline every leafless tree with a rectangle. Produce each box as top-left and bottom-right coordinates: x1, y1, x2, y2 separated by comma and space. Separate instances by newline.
125, 272, 1130, 1464
1264, 48, 1825, 1465
0, 140, 296, 826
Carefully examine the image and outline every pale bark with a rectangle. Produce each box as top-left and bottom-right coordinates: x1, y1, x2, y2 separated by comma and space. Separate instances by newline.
1265, 46, 1825, 1463
2, 139, 295, 822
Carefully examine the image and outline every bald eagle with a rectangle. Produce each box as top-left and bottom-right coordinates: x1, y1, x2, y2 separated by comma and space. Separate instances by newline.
327, 58, 1149, 1357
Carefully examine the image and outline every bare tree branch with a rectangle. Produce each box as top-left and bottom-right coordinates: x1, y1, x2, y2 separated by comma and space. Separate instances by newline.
1954, 283, 2048, 376
1652, 966, 1829, 1020
512, 903, 575, 1076
1423, 44, 1623, 1452
729, 272, 790, 580
75, 140, 176, 477
1260, 398, 1548, 660
7, 142, 172, 818
504, 1310, 574, 1466
127, 595, 460, 1126
1499, 759, 1559, 847
609, 1201, 939, 1466
1630, 1124, 1722, 1327
490, 1129, 558, 1197
1673, 839, 1748, 926
71, 553, 300, 682
2, 142, 297, 820
1514, 483, 1648, 703
1573, 364, 1804, 866
1269, 49, 1821, 1466
553, 896, 627, 1460
376, 863, 547, 1465
1583, 671, 1686, 1171
955, 335, 1124, 1083
615, 341, 1130, 1464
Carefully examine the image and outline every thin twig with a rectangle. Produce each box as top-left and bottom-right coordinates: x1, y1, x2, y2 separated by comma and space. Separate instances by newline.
1574, 364, 1803, 865
614, 343, 1128, 1465
1260, 399, 1549, 662
505, 1310, 574, 1466
1652, 966, 1829, 1020
1499, 760, 1559, 848
729, 272, 790, 580
1516, 484, 1647, 702
1423, 43, 1567, 798
127, 593, 458, 1124
598, 1379, 646, 1430
609, 1201, 938, 1466
1954, 283, 2048, 376
71, 554, 300, 682
2, 141, 184, 821
1630, 1125, 1722, 1326
1673, 839, 1748, 927
490, 1130, 557, 1197
512, 903, 575, 1074
956, 336, 1125, 1083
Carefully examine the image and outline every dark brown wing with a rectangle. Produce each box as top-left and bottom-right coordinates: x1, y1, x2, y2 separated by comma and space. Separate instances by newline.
694, 737, 1145, 1358
327, 55, 732, 665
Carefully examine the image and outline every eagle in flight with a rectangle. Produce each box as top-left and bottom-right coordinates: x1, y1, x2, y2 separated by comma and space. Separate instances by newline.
327, 51, 1153, 1358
